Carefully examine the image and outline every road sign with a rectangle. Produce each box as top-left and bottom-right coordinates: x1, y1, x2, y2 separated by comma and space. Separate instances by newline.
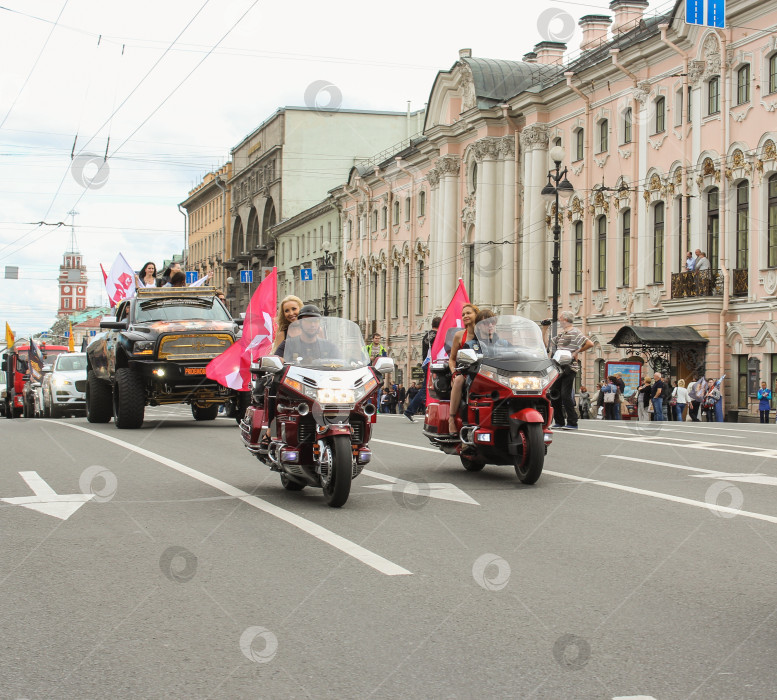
186, 271, 198, 284
240, 270, 253, 284
89, 330, 96, 336
686, 0, 725, 27
300, 268, 313, 281
64, 331, 69, 338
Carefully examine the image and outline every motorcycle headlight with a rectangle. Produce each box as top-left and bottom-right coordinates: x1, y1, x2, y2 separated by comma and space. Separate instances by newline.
478, 367, 557, 394
317, 388, 356, 404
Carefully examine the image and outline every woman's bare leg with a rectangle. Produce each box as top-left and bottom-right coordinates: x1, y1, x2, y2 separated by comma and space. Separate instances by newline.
448, 374, 464, 434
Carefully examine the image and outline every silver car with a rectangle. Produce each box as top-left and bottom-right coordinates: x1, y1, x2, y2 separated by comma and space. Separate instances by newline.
42, 353, 87, 417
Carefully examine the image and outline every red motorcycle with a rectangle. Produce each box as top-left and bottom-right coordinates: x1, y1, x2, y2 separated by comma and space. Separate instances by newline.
423, 315, 559, 483
240, 314, 393, 507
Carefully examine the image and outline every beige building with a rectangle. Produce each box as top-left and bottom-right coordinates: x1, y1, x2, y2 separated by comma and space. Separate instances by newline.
180, 162, 232, 298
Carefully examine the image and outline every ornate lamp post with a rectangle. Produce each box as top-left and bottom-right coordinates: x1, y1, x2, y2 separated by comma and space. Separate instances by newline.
540, 145, 574, 338
319, 241, 336, 316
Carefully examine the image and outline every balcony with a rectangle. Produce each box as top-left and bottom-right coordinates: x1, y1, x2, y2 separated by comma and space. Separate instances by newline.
670, 269, 748, 299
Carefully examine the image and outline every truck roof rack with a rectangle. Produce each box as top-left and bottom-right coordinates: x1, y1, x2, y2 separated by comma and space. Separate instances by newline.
136, 287, 215, 298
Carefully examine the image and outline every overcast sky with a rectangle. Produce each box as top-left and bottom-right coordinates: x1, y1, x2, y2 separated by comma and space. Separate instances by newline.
0, 0, 670, 338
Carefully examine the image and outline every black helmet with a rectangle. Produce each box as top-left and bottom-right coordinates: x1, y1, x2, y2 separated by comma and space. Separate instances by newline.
297, 304, 322, 319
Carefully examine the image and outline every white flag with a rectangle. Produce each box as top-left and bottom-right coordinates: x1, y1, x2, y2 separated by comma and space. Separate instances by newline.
104, 253, 137, 307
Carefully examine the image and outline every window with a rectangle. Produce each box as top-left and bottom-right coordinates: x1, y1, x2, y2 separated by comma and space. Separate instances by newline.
381, 269, 387, 319
770, 54, 777, 94
404, 263, 410, 316
356, 276, 361, 321
77, 298, 84, 310
393, 266, 399, 317
346, 279, 352, 318
575, 129, 584, 161
418, 190, 426, 217
381, 206, 387, 229
737, 356, 748, 409
393, 200, 400, 223
597, 216, 607, 289
347, 219, 352, 241
371, 272, 377, 319
468, 244, 475, 298
674, 90, 683, 126
63, 298, 70, 309
622, 209, 631, 287
737, 64, 750, 105
687, 85, 693, 122
404, 198, 411, 222
708, 77, 720, 114
623, 108, 632, 144
598, 120, 608, 153
769, 174, 777, 267
471, 162, 478, 193
655, 97, 666, 133
736, 180, 749, 269
417, 261, 424, 314
574, 221, 583, 293
371, 210, 378, 233
707, 188, 719, 271
653, 202, 665, 283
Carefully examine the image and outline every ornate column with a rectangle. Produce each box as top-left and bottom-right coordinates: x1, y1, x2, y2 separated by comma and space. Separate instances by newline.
519, 124, 550, 316
427, 167, 443, 312
472, 138, 500, 305
500, 135, 516, 313
438, 155, 461, 305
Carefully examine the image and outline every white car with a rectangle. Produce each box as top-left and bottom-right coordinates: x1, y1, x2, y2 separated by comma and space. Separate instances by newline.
42, 353, 87, 417
0, 368, 6, 417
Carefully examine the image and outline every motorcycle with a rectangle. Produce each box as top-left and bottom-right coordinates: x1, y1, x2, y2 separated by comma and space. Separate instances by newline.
422, 315, 559, 483
240, 316, 393, 507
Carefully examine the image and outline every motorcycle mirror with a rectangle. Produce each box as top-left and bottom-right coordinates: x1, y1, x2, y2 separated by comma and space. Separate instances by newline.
373, 357, 394, 375
252, 355, 283, 374
457, 349, 478, 366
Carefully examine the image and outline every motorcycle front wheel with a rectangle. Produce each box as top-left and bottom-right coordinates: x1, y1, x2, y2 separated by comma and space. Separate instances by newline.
320, 435, 352, 508
513, 423, 544, 484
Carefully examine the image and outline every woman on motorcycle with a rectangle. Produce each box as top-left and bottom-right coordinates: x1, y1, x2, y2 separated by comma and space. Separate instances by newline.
271, 295, 303, 353
447, 303, 480, 435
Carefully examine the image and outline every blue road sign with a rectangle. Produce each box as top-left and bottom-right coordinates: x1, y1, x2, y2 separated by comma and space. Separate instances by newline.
186, 271, 198, 284
90, 330, 97, 336
240, 270, 253, 284
300, 268, 313, 281
64, 331, 69, 338
686, 0, 724, 27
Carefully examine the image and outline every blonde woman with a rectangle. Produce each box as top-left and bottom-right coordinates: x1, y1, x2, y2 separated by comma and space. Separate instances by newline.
271, 295, 303, 353
447, 303, 480, 435
672, 379, 690, 421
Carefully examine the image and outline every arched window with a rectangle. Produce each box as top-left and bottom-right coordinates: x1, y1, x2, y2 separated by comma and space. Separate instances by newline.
708, 77, 720, 114
404, 263, 410, 316
653, 202, 665, 283
381, 206, 387, 229
393, 265, 399, 317
769, 174, 777, 268
392, 200, 400, 223
737, 64, 750, 105
598, 119, 608, 153
655, 97, 666, 134
371, 209, 378, 233
770, 55, 777, 94
418, 190, 426, 217
621, 209, 631, 287
574, 221, 583, 293
417, 261, 424, 314
736, 180, 749, 269
404, 197, 411, 222
471, 162, 478, 193
380, 269, 387, 319
371, 272, 378, 319
575, 129, 584, 161
347, 219, 352, 241
623, 108, 632, 144
597, 215, 607, 289
707, 188, 719, 271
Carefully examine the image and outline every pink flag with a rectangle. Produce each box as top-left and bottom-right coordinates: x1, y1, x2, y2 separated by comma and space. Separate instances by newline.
427, 279, 470, 401
103, 253, 136, 308
206, 267, 278, 391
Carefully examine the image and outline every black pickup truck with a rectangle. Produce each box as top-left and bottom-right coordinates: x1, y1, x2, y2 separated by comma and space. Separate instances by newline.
86, 287, 245, 429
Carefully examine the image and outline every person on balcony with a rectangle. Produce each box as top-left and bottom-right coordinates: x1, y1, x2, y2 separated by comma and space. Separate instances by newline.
685, 251, 696, 271
694, 250, 710, 273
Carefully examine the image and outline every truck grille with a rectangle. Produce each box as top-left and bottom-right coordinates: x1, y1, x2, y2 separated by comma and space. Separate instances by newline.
158, 334, 233, 361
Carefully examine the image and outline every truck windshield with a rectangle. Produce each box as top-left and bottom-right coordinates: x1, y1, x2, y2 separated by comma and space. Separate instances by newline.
134, 298, 232, 323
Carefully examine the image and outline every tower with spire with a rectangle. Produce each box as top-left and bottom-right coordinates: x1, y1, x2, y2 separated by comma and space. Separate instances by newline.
57, 210, 88, 316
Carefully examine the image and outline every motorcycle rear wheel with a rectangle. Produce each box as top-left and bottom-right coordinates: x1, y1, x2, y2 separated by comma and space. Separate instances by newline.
321, 435, 352, 508
513, 423, 544, 484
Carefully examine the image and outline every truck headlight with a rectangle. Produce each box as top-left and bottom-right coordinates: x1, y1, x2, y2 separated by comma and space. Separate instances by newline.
133, 341, 155, 355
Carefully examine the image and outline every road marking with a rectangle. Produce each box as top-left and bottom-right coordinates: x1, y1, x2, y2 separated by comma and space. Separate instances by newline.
49, 422, 411, 577
361, 470, 479, 505
689, 473, 777, 486
1, 471, 94, 520
543, 469, 777, 524
372, 438, 442, 453
602, 455, 735, 476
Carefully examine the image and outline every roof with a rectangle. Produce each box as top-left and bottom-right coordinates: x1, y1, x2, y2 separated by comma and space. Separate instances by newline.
461, 57, 562, 108
610, 325, 708, 347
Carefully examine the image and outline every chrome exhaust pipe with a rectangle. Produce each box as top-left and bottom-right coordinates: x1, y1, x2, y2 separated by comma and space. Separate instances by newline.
363, 402, 376, 416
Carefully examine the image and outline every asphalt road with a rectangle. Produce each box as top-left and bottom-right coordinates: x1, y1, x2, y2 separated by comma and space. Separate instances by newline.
2, 409, 777, 699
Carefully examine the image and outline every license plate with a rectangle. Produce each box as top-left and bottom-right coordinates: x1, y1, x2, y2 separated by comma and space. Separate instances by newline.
185, 367, 207, 375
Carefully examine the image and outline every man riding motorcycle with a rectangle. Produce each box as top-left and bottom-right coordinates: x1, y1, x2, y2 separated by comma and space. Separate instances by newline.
275, 304, 336, 362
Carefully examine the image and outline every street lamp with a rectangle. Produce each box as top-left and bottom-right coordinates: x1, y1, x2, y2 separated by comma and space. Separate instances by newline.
319, 241, 336, 317
541, 145, 574, 338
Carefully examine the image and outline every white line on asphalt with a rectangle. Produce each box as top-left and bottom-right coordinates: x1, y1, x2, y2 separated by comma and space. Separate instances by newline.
586, 422, 766, 435
601, 455, 732, 476
49, 422, 412, 577
371, 438, 442, 453
543, 470, 777, 524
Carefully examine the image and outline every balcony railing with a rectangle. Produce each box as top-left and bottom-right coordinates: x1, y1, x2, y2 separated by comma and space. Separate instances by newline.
670, 269, 748, 299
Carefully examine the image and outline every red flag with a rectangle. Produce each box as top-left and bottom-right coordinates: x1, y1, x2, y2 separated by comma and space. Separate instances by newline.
427, 279, 470, 401
206, 268, 278, 391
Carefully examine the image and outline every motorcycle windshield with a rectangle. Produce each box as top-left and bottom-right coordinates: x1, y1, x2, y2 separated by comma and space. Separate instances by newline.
474, 315, 547, 361
283, 317, 370, 370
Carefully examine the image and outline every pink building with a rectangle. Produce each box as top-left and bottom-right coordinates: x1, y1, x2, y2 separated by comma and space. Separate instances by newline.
334, 0, 777, 416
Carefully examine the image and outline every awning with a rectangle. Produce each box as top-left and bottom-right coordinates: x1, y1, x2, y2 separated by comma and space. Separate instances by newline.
609, 326, 708, 347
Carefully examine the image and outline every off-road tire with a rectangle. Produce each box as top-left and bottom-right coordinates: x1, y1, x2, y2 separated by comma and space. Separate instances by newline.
86, 370, 113, 423
192, 404, 219, 421
113, 368, 145, 429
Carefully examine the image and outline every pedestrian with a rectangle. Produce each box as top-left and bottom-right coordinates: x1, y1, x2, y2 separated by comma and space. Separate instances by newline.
651, 372, 666, 421
396, 383, 406, 413
404, 317, 441, 422
601, 376, 620, 420
757, 381, 772, 423
688, 376, 704, 421
407, 382, 419, 404
135, 261, 158, 288
713, 375, 726, 422
578, 386, 591, 419
672, 379, 689, 421
702, 378, 721, 422
366, 333, 388, 366
542, 310, 594, 431
666, 379, 678, 421
637, 376, 652, 421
